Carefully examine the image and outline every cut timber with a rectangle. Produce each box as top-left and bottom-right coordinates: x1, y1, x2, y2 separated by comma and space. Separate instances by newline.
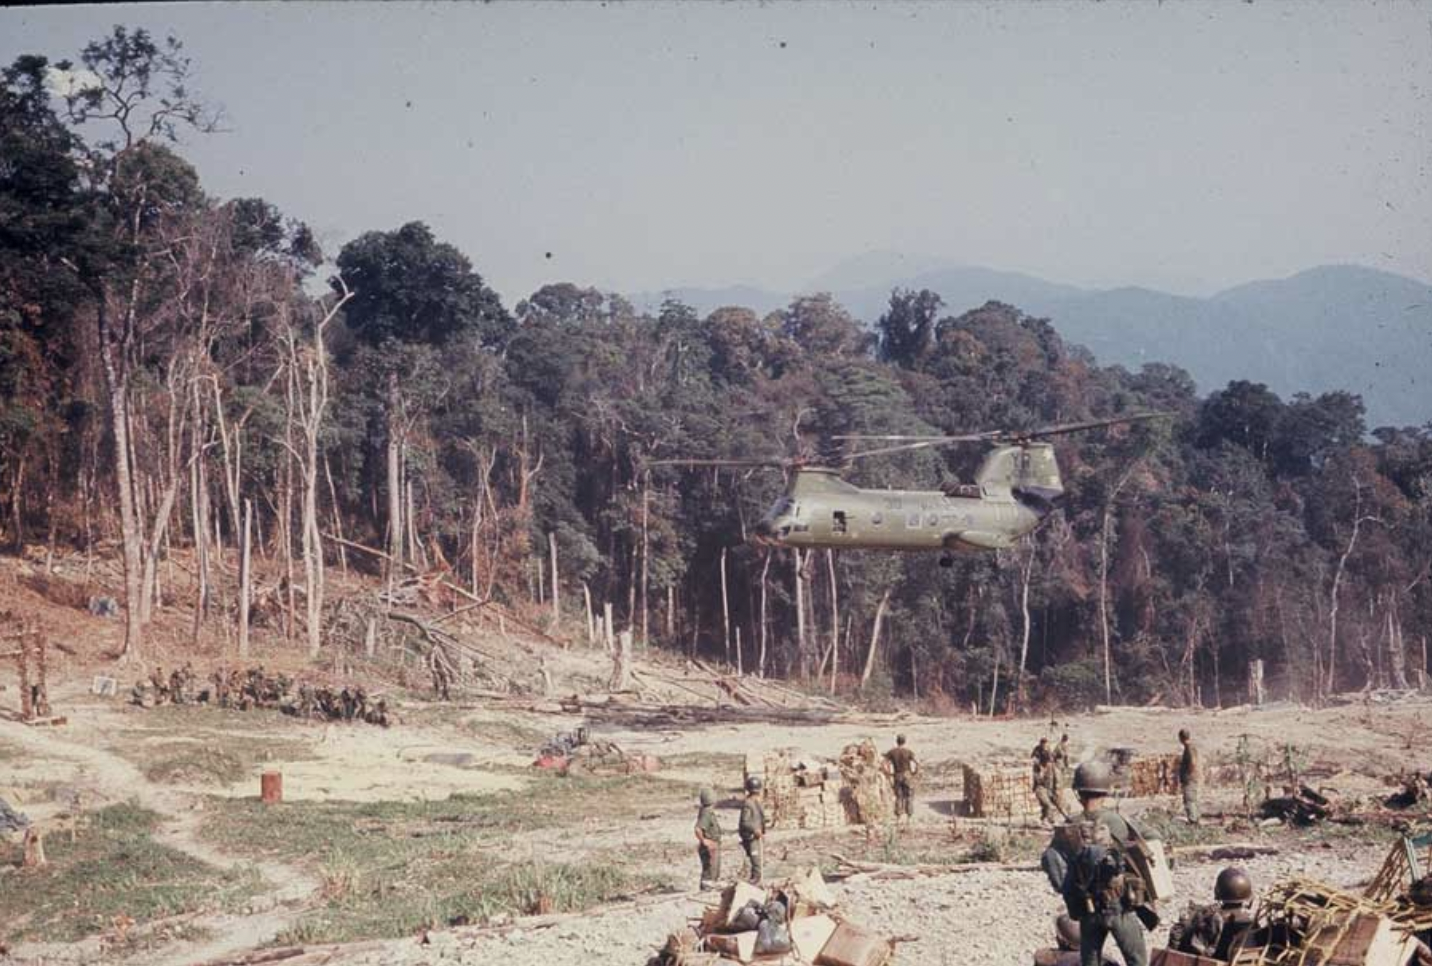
792, 914, 839, 962
816, 920, 894, 966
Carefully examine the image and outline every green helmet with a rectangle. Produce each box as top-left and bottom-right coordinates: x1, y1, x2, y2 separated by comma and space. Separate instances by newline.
1073, 761, 1113, 795
745, 776, 763, 793
1215, 867, 1254, 905
698, 788, 716, 807
1055, 914, 1081, 951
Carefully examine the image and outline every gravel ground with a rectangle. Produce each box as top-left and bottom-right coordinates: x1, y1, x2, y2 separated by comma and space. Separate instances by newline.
318, 833, 1381, 966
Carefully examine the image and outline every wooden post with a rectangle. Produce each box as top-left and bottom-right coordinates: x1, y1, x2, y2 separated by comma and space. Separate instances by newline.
364, 617, 377, 659
610, 630, 633, 691
238, 499, 252, 659
22, 826, 46, 868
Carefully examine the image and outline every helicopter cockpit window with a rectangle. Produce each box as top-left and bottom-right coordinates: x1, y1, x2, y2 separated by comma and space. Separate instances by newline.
832, 511, 848, 534
905, 511, 921, 529
925, 513, 939, 528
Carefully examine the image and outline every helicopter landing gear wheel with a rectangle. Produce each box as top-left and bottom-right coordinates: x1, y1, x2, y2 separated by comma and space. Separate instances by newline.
939, 554, 955, 569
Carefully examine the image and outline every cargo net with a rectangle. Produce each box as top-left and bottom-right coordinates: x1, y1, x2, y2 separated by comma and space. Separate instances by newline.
1228, 876, 1432, 966
1127, 753, 1184, 796
746, 740, 894, 830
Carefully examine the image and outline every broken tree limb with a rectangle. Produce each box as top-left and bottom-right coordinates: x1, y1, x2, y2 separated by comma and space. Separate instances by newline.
1168, 842, 1280, 861
193, 948, 307, 966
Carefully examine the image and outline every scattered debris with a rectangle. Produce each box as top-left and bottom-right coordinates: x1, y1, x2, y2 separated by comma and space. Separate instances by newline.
1385, 772, 1432, 811
91, 675, 118, 697
1231, 875, 1432, 965
533, 728, 659, 776
1258, 785, 1335, 826
650, 868, 897, 965
0, 796, 30, 834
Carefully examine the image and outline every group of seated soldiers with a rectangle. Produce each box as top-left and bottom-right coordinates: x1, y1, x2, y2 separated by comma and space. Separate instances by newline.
130, 664, 390, 727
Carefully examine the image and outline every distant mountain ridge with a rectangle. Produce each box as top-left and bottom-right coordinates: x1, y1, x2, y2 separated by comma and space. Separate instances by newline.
632, 260, 1432, 429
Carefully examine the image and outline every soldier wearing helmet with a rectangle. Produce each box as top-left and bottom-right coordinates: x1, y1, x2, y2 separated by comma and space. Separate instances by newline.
1167, 866, 1256, 961
1054, 760, 1150, 966
694, 787, 723, 890
739, 775, 766, 884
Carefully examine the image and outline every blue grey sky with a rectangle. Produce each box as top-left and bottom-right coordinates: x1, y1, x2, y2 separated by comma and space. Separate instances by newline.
3, 1, 1429, 305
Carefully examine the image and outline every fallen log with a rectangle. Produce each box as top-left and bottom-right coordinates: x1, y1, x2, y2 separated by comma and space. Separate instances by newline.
825, 852, 1039, 880
1168, 842, 1280, 861
192, 947, 306, 966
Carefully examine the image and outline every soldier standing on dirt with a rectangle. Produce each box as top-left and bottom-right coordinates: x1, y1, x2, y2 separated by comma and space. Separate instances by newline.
739, 776, 766, 884
1033, 737, 1065, 823
1054, 733, 1072, 787
1058, 762, 1151, 966
695, 788, 723, 890
883, 734, 918, 820
1178, 728, 1202, 825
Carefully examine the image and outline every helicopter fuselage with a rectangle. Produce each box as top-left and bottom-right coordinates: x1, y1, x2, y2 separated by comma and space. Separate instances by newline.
753, 467, 1048, 554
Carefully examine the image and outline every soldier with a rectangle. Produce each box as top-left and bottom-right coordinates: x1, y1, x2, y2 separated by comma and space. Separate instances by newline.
1058, 761, 1151, 966
1168, 867, 1256, 961
883, 734, 918, 820
694, 787, 723, 890
739, 776, 766, 884
1033, 736, 1065, 824
1178, 728, 1202, 825
1054, 733, 1072, 786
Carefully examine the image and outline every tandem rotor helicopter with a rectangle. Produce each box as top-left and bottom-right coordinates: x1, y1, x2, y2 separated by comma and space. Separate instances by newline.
649, 413, 1171, 568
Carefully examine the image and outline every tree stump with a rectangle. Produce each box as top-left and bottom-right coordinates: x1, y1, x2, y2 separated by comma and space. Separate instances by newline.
22, 826, 46, 869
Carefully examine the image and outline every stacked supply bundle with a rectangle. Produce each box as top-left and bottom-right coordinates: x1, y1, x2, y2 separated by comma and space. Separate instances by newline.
961, 762, 1042, 821
838, 740, 894, 826
1128, 753, 1183, 797
747, 746, 890, 830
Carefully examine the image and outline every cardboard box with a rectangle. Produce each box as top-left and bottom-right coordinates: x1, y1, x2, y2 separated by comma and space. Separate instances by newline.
1310, 912, 1419, 966
707, 930, 758, 962
1130, 838, 1176, 901
791, 914, 838, 962
722, 881, 768, 927
815, 921, 893, 966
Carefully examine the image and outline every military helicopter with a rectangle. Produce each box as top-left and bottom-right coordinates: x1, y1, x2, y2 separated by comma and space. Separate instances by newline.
650, 413, 1169, 567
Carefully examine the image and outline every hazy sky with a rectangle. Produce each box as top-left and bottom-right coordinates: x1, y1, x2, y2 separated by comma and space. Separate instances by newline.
3, 1, 1429, 305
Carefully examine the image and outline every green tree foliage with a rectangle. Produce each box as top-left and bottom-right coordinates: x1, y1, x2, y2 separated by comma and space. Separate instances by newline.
2, 27, 1429, 706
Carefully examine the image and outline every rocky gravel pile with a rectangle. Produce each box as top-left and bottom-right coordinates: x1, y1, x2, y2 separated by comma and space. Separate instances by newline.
315, 837, 1374, 966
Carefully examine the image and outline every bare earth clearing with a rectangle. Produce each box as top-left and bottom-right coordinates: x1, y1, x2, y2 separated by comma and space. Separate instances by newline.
4, 663, 1429, 966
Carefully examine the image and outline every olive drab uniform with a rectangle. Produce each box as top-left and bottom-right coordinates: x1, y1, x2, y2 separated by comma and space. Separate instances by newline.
1033, 741, 1064, 823
1179, 739, 1202, 825
884, 745, 917, 818
1060, 807, 1151, 966
1168, 903, 1254, 962
695, 800, 722, 888
739, 792, 766, 884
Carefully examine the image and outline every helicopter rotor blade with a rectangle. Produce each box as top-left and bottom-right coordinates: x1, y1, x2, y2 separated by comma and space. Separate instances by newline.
995, 411, 1175, 442
835, 412, 1173, 462
645, 457, 794, 470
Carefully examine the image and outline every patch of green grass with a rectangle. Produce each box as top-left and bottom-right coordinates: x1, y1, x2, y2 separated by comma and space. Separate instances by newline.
459, 714, 551, 750
203, 773, 690, 943
0, 802, 261, 945
1135, 807, 1243, 848
659, 751, 746, 772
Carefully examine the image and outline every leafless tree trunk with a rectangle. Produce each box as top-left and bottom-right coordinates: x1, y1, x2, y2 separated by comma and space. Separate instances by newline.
1099, 460, 1139, 703
826, 550, 840, 694
1326, 478, 1379, 696
720, 547, 732, 663
861, 587, 891, 690
793, 549, 806, 675
238, 499, 252, 659
385, 371, 404, 593
549, 531, 561, 631
758, 552, 772, 679
1014, 540, 1037, 710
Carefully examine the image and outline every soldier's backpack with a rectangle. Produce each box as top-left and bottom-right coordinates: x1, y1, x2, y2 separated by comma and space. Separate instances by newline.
1061, 817, 1147, 918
